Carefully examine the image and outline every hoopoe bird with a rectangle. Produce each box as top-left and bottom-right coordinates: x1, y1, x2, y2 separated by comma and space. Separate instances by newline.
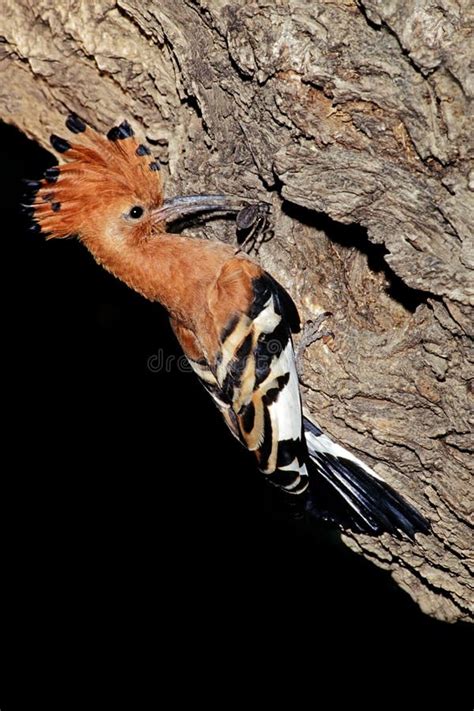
27, 114, 429, 538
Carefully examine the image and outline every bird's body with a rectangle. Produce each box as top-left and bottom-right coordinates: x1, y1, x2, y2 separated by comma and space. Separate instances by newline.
28, 115, 430, 537
173, 264, 309, 495
86, 218, 310, 494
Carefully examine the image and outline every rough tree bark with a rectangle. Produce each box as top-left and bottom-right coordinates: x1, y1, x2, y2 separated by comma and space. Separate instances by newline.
1, 0, 472, 622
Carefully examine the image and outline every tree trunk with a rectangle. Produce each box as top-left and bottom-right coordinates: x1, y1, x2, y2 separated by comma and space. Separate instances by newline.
1, 0, 472, 622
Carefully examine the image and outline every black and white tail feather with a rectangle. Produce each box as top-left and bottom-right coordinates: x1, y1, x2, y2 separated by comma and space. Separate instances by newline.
303, 417, 430, 539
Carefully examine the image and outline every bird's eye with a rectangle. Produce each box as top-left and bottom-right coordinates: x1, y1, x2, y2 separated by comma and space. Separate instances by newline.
129, 205, 144, 219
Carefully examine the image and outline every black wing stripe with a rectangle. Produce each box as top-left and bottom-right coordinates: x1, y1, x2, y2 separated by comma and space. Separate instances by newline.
221, 331, 254, 402
266, 274, 300, 334
254, 320, 290, 387
276, 438, 306, 468
220, 313, 240, 344
241, 401, 256, 433
257, 404, 274, 472
248, 274, 300, 334
247, 276, 273, 319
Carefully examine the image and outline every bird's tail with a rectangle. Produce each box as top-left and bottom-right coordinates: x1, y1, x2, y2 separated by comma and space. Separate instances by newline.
303, 416, 430, 538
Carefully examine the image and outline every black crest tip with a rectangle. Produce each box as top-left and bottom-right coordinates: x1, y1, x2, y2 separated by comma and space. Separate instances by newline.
107, 120, 134, 141
118, 120, 134, 137
107, 127, 120, 141
44, 166, 60, 183
50, 134, 71, 153
66, 113, 86, 134
136, 143, 151, 157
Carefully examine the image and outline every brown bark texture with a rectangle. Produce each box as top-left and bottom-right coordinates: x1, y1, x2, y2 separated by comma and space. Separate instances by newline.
1, 0, 472, 622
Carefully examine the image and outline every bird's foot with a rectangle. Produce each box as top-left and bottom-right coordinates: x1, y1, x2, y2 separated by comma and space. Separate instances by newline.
296, 311, 333, 378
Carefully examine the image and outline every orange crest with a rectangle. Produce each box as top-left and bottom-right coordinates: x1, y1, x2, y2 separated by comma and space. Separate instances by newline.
30, 115, 163, 239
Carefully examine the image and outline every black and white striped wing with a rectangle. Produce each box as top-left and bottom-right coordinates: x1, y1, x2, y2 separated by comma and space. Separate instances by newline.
212, 274, 309, 494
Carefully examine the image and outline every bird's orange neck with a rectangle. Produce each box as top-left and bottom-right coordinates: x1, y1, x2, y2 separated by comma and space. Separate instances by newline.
81, 231, 236, 325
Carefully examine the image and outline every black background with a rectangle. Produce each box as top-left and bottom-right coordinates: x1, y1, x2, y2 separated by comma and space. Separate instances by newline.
0, 121, 471, 709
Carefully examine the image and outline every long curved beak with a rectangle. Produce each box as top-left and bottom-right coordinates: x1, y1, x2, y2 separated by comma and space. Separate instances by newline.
151, 194, 252, 226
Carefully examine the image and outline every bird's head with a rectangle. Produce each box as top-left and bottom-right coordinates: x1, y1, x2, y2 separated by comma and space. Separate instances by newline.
29, 116, 165, 251
28, 114, 247, 253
